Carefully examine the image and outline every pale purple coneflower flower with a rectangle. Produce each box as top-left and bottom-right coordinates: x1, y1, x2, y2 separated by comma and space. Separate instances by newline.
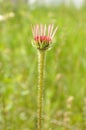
31, 24, 58, 50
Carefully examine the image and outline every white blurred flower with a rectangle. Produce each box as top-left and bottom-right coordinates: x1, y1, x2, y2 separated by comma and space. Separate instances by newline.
0, 12, 15, 22
0, 15, 5, 21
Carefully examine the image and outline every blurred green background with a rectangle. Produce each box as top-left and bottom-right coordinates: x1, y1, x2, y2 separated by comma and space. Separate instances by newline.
0, 1, 86, 130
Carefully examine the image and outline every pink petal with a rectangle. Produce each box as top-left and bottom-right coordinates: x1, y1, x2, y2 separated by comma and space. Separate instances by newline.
51, 27, 58, 39
44, 24, 46, 36
50, 24, 54, 37
48, 24, 51, 36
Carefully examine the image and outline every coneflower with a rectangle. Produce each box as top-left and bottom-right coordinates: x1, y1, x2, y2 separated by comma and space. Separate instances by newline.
31, 24, 58, 130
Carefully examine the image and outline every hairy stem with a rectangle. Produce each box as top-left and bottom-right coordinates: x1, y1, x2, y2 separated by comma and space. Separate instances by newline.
37, 50, 45, 130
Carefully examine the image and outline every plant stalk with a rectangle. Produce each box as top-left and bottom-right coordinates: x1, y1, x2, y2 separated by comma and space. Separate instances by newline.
37, 50, 45, 130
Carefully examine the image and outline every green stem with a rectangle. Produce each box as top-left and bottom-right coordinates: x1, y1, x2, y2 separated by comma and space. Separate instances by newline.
37, 50, 46, 130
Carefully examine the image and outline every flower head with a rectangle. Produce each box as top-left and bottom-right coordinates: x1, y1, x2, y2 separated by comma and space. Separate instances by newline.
31, 24, 58, 50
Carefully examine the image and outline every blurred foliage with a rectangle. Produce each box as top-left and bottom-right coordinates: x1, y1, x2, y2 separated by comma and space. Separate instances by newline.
0, 2, 86, 130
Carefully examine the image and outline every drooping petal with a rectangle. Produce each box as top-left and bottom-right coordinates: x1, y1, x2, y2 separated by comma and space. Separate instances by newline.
50, 24, 54, 37
40, 24, 44, 36
51, 27, 58, 39
33, 25, 36, 37
35, 25, 39, 37
37, 24, 40, 36
48, 24, 51, 36
44, 24, 46, 36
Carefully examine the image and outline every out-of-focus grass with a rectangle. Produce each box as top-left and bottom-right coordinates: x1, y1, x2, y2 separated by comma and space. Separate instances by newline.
0, 3, 86, 130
